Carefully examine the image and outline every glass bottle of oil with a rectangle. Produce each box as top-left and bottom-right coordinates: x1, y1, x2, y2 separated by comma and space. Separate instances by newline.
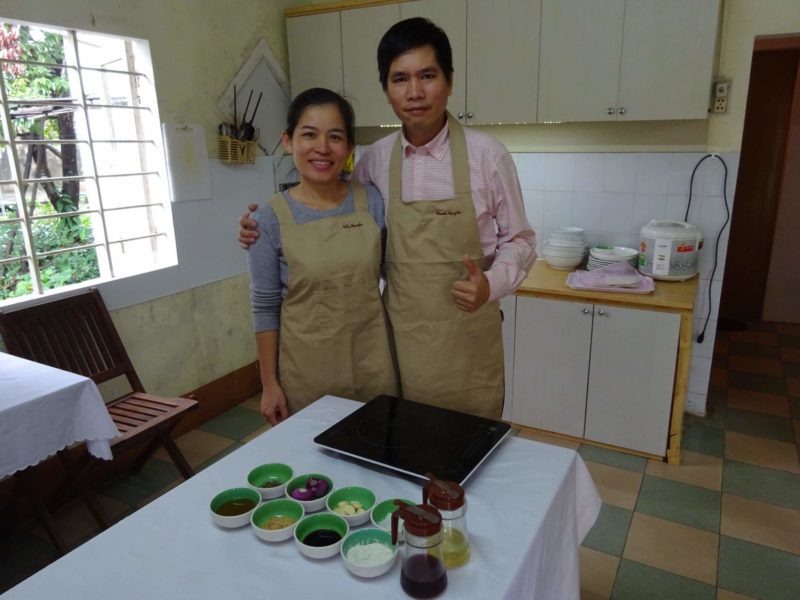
423, 474, 470, 569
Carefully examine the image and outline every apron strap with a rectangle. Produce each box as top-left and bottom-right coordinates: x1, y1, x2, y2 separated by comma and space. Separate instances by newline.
351, 182, 368, 214
270, 192, 295, 229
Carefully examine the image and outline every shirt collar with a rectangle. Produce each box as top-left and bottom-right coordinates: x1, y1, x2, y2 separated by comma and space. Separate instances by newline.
400, 120, 450, 161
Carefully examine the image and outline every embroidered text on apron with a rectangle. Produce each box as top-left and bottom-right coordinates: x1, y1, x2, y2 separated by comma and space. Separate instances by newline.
272, 183, 398, 413
384, 113, 504, 419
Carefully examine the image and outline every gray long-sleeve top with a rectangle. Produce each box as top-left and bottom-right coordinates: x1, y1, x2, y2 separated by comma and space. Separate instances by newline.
247, 184, 386, 332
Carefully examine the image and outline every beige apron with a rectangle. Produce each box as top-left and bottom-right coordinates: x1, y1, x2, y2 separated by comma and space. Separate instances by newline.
272, 182, 398, 413
384, 113, 504, 419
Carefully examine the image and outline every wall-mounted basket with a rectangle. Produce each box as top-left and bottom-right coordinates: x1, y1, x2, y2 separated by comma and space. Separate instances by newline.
218, 135, 256, 164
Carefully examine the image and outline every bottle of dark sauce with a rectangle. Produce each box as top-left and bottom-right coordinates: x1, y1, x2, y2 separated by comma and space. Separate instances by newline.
392, 501, 447, 599
401, 554, 447, 598
303, 529, 342, 547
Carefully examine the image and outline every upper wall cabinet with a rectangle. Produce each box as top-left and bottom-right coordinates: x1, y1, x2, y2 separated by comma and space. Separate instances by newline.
287, 12, 343, 98
538, 0, 721, 122
400, 0, 541, 125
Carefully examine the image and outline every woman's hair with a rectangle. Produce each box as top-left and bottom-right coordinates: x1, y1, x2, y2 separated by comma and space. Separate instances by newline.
286, 88, 355, 144
377, 17, 453, 90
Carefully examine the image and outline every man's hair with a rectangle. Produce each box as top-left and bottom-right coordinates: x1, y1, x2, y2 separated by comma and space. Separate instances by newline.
377, 17, 453, 90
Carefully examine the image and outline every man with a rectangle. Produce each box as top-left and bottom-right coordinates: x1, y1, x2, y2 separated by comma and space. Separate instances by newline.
241, 17, 535, 419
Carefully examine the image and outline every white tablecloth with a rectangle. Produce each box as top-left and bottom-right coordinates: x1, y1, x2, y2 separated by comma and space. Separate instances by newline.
3, 395, 600, 599
0, 352, 119, 480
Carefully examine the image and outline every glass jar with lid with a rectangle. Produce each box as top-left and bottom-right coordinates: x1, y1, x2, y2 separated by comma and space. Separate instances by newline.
391, 501, 447, 598
423, 474, 470, 568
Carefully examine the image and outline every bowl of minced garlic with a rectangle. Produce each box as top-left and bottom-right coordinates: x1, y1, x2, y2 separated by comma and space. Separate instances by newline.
340, 528, 398, 578
251, 498, 304, 542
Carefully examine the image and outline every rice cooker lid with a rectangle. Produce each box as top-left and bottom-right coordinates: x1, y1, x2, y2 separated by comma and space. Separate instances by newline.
642, 220, 701, 239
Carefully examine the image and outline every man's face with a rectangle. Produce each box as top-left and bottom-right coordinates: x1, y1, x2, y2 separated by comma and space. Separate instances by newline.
384, 44, 452, 142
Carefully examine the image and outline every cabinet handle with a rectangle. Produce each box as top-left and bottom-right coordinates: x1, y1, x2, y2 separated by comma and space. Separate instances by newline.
582, 308, 591, 315
466, 112, 473, 119
457, 112, 465, 119
617, 107, 626, 115
607, 107, 616, 115
597, 309, 607, 316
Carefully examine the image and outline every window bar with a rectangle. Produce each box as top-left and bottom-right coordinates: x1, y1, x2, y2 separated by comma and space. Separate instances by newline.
0, 57, 78, 71
84, 103, 152, 111
36, 241, 104, 259
81, 65, 149, 79
68, 29, 115, 279
108, 231, 166, 245
96, 170, 160, 179
0, 68, 44, 294
21, 175, 93, 185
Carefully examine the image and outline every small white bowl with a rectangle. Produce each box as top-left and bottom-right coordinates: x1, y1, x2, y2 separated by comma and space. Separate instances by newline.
251, 498, 304, 542
285, 473, 333, 513
369, 498, 415, 541
326, 486, 376, 527
209, 487, 261, 528
294, 513, 349, 560
543, 253, 583, 270
341, 528, 398, 578
247, 463, 293, 500
544, 238, 585, 248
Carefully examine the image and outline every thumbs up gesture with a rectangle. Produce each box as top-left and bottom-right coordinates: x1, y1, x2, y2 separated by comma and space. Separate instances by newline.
451, 254, 490, 313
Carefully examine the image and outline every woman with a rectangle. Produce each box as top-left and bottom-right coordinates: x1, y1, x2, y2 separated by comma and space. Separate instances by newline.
247, 88, 397, 425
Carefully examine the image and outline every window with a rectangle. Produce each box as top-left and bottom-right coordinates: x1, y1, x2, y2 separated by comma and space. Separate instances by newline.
0, 20, 176, 304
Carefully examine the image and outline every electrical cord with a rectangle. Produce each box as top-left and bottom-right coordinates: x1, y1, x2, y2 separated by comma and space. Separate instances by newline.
683, 154, 730, 344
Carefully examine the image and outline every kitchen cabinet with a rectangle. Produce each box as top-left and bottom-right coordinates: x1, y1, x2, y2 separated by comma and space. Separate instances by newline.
513, 296, 679, 456
287, 12, 344, 98
538, 0, 720, 122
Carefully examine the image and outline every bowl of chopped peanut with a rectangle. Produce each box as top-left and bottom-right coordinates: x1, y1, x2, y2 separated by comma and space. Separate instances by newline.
251, 498, 304, 542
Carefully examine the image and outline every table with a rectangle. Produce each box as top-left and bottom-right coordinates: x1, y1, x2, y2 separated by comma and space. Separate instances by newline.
3, 396, 600, 600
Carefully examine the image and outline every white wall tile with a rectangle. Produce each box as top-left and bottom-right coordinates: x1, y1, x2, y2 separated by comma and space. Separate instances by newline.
514, 153, 546, 190
543, 191, 573, 227
632, 194, 668, 231
685, 392, 707, 415
689, 355, 712, 394
522, 189, 544, 230
694, 278, 722, 323
544, 153, 574, 191
666, 195, 689, 221
698, 235, 729, 281
573, 154, 605, 192
635, 153, 671, 194
597, 231, 634, 247
600, 193, 634, 232
668, 153, 703, 196
603, 154, 637, 193
692, 317, 717, 359
571, 191, 603, 231
701, 195, 732, 241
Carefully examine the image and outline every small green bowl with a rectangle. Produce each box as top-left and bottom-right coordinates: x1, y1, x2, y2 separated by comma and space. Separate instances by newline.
247, 463, 293, 499
209, 487, 261, 528
341, 528, 398, 578
285, 473, 333, 513
251, 498, 304, 542
326, 486, 376, 526
370, 498, 415, 540
294, 512, 349, 559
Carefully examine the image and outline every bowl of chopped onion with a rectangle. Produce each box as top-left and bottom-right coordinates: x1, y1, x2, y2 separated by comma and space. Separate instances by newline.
251, 498, 304, 542
326, 486, 376, 527
285, 473, 333, 513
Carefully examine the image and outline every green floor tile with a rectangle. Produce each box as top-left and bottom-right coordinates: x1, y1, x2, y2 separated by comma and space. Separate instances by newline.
779, 334, 800, 349
197, 441, 244, 471
728, 342, 780, 359
724, 408, 795, 443
578, 445, 648, 473
718, 536, 800, 600
636, 475, 720, 532
611, 559, 715, 600
723, 460, 800, 510
100, 458, 181, 506
198, 406, 265, 440
581, 503, 632, 556
727, 371, 787, 396
681, 421, 725, 457
685, 406, 726, 430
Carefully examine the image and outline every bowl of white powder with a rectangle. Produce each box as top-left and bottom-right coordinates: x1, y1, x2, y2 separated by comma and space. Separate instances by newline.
340, 528, 398, 578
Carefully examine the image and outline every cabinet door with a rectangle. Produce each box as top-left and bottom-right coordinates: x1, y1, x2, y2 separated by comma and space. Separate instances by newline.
287, 13, 344, 97
618, 0, 720, 121
500, 295, 517, 422
538, 0, 625, 123
585, 305, 679, 456
341, 4, 400, 126
512, 297, 592, 437
400, 0, 467, 120
466, 0, 541, 124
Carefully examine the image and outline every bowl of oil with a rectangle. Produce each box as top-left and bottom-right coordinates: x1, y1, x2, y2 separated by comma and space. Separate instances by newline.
251, 498, 304, 542
247, 463, 293, 499
210, 487, 261, 528
294, 512, 349, 559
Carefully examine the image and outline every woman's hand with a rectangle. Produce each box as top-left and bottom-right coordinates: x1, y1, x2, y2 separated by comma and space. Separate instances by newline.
239, 203, 260, 249
260, 382, 290, 426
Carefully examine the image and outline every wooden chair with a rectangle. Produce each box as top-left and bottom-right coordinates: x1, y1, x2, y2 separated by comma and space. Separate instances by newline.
0, 288, 198, 517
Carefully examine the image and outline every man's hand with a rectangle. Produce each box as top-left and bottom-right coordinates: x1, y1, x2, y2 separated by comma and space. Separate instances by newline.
260, 381, 290, 426
239, 203, 260, 249
451, 254, 490, 313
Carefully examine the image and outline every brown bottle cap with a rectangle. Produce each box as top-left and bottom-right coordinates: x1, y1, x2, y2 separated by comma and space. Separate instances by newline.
423, 473, 465, 511
394, 502, 442, 538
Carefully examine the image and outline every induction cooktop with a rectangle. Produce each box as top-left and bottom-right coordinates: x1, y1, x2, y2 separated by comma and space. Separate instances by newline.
314, 395, 511, 485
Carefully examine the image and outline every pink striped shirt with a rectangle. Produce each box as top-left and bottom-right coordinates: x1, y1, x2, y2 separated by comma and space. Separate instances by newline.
352, 122, 536, 301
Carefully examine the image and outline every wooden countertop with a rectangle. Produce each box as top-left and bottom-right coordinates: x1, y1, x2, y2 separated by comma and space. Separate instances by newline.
516, 261, 698, 313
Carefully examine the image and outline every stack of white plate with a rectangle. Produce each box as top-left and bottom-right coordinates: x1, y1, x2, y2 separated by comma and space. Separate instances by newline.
587, 246, 639, 271
541, 227, 587, 270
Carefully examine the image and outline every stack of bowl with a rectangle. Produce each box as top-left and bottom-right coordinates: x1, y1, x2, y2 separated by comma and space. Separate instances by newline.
587, 245, 639, 271
541, 227, 587, 270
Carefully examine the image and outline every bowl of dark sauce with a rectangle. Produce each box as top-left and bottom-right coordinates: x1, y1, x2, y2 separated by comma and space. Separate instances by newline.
294, 512, 349, 559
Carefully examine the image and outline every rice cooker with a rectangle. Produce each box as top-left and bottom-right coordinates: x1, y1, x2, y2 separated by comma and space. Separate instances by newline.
639, 220, 703, 281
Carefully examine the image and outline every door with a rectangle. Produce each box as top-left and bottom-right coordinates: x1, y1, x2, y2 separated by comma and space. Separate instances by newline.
584, 304, 679, 456
538, 0, 624, 123
466, 0, 541, 124
512, 297, 592, 437
342, 4, 400, 126
287, 13, 344, 97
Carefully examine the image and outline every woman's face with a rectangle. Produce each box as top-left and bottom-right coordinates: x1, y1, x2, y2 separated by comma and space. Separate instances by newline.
281, 103, 353, 186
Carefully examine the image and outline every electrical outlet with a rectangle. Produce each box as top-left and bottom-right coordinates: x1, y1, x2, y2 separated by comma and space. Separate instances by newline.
711, 79, 730, 114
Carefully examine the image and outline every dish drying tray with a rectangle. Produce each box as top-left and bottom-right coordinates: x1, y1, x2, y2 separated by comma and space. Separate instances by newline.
566, 270, 655, 294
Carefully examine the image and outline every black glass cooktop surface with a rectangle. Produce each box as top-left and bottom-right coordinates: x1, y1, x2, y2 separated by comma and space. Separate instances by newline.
314, 395, 511, 485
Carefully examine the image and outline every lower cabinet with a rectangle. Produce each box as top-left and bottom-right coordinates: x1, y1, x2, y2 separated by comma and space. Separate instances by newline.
512, 296, 680, 456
